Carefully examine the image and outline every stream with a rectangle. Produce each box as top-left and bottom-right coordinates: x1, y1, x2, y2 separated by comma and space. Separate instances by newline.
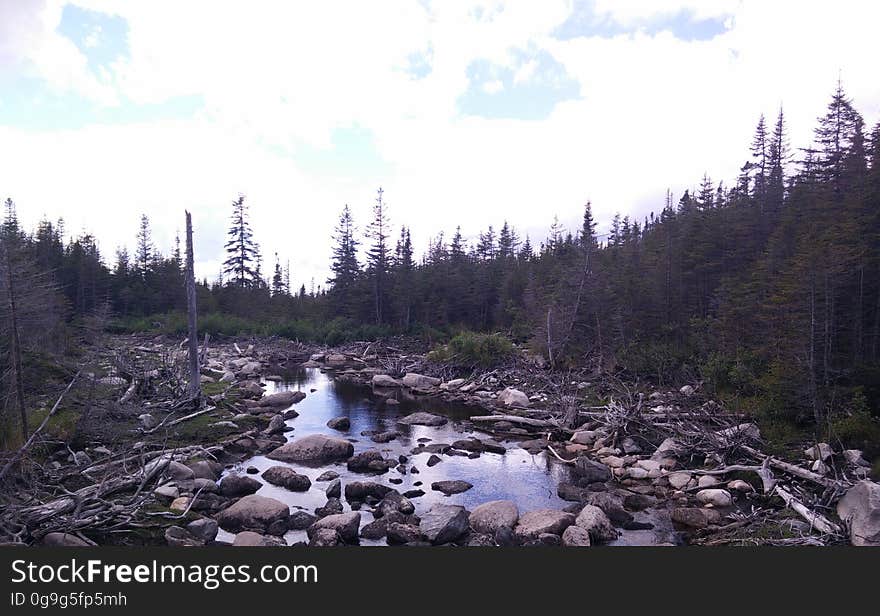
218, 367, 677, 545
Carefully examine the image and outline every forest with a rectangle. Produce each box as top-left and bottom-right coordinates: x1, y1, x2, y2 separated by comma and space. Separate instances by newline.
2, 83, 879, 455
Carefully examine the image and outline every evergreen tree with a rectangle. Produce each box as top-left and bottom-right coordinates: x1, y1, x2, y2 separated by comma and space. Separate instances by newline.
223, 194, 258, 287
366, 187, 390, 324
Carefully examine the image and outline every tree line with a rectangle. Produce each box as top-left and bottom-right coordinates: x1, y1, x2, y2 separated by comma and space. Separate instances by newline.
2, 83, 879, 447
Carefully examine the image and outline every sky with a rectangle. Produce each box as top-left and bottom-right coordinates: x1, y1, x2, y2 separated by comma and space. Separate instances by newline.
0, 0, 878, 288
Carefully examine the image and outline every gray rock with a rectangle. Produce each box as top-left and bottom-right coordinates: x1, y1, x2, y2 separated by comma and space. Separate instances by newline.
315, 470, 340, 482
219, 474, 262, 497
267, 434, 354, 463
309, 528, 340, 546
346, 449, 388, 472
325, 478, 341, 498
327, 416, 350, 431
575, 505, 618, 543
386, 523, 424, 544
561, 525, 592, 547
288, 510, 317, 530
514, 510, 575, 541
397, 412, 448, 426
258, 390, 306, 408
186, 518, 219, 542
498, 387, 530, 408
344, 481, 393, 502
401, 373, 441, 389
308, 512, 361, 543
469, 500, 519, 535
372, 374, 403, 387
431, 480, 473, 495
41, 533, 92, 547
188, 460, 222, 480
233, 531, 286, 546
837, 480, 880, 546
165, 526, 203, 547
572, 458, 612, 483
215, 495, 289, 534
265, 414, 287, 434
419, 504, 470, 545
695, 489, 733, 507
670, 507, 721, 529
138, 413, 158, 429
370, 430, 398, 443
261, 466, 311, 491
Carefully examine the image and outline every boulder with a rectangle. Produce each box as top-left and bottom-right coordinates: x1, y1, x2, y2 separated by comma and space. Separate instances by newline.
805, 442, 835, 462
372, 375, 403, 388
41, 533, 92, 547
671, 507, 722, 529
347, 450, 388, 473
514, 510, 575, 541
679, 385, 695, 396
344, 481, 393, 502
261, 466, 311, 491
233, 531, 286, 547
309, 528, 340, 546
837, 480, 880, 546
469, 500, 519, 535
431, 480, 473, 495
695, 489, 733, 507
575, 505, 618, 543
259, 390, 306, 407
265, 415, 287, 434
667, 472, 694, 490
188, 460, 222, 480
397, 412, 448, 426
401, 373, 441, 390
186, 518, 219, 542
561, 525, 592, 547
138, 413, 158, 429
371, 430, 398, 443
308, 512, 361, 543
315, 470, 340, 482
498, 387, 530, 408
267, 434, 354, 463
325, 478, 341, 499
219, 474, 262, 497
570, 430, 601, 446
420, 504, 470, 545
572, 458, 612, 483
164, 526, 203, 547
289, 510, 318, 530
325, 354, 349, 367
386, 523, 424, 545
327, 416, 350, 431
215, 495, 290, 534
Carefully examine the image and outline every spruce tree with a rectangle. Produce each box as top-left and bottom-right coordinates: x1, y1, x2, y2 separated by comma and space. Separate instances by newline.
223, 194, 258, 287
366, 187, 390, 324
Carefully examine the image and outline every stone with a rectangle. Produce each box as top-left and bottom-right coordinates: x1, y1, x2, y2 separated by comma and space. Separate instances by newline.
446, 378, 467, 389
386, 523, 424, 545
727, 479, 753, 492
572, 458, 612, 483
805, 442, 834, 462
667, 472, 694, 490
344, 481, 393, 502
169, 497, 191, 512
570, 430, 601, 445
584, 492, 632, 527
679, 385, 695, 396
41, 533, 91, 547
138, 413, 158, 429
557, 483, 586, 502
259, 390, 306, 407
267, 434, 354, 463
153, 485, 179, 500
164, 526, 203, 547
621, 437, 642, 454
561, 525, 592, 547
671, 507, 721, 529
498, 387, 530, 408
261, 466, 311, 491
397, 412, 448, 426
325, 478, 341, 499
188, 460, 222, 480
347, 449, 387, 473
837, 480, 880, 546
233, 531, 285, 547
652, 437, 682, 460
843, 449, 870, 467
371, 430, 398, 443
403, 489, 425, 499
514, 510, 575, 541
401, 373, 441, 389
426, 454, 442, 467
219, 474, 262, 497
327, 416, 350, 431
216, 495, 290, 534
315, 470, 340, 482
308, 512, 361, 543
309, 528, 340, 546
420, 504, 470, 544
695, 489, 733, 507
469, 500, 519, 535
265, 415, 287, 434
623, 493, 656, 511
575, 505, 618, 543
289, 510, 318, 530
372, 374, 403, 387
186, 518, 219, 542
431, 480, 473, 495
697, 474, 722, 488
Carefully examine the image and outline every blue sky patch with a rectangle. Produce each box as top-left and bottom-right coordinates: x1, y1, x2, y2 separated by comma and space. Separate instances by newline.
287, 124, 392, 180
57, 4, 129, 70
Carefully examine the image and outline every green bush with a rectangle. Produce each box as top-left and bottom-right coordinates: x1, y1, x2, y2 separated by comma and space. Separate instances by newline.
428, 331, 515, 368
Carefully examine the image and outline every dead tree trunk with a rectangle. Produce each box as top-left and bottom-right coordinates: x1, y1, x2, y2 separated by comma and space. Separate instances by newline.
3, 243, 27, 441
184, 211, 201, 401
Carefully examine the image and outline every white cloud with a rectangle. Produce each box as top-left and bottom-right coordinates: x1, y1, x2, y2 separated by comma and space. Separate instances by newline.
482, 79, 505, 93
2, 0, 879, 288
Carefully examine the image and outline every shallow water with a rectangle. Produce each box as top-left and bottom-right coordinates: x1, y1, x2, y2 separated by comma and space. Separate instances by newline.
218, 367, 576, 544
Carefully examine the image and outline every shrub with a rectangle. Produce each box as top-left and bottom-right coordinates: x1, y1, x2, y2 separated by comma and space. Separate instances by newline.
428, 331, 514, 368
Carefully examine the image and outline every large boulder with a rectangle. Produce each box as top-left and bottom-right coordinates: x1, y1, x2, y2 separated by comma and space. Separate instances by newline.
572, 458, 612, 483
837, 480, 880, 546
308, 512, 361, 543
232, 531, 286, 547
469, 500, 519, 535
401, 373, 441, 390
261, 466, 311, 491
219, 474, 262, 497
514, 510, 575, 541
574, 505, 618, 543
216, 495, 290, 534
670, 507, 722, 529
431, 480, 473, 495
397, 412, 448, 427
372, 375, 403, 388
498, 388, 530, 408
419, 504, 470, 544
344, 481, 393, 502
347, 449, 395, 473
41, 533, 92, 547
267, 434, 354, 463
186, 518, 219, 542
259, 390, 306, 407
561, 525, 592, 547
695, 489, 733, 507
327, 416, 350, 431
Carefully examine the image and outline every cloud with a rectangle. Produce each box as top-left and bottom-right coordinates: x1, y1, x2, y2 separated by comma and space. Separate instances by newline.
1, 0, 879, 289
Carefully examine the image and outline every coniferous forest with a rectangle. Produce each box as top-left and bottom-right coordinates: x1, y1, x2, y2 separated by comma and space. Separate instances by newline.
2, 84, 880, 454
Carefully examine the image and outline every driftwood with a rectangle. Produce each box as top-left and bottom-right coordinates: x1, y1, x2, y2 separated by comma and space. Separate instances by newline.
470, 414, 555, 428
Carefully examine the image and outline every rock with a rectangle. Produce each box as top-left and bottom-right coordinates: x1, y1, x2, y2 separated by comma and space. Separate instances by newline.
623, 493, 656, 511
420, 505, 470, 544
315, 497, 344, 518
216, 495, 290, 534
498, 387, 530, 408
715, 423, 761, 444
812, 459, 830, 474
397, 412, 448, 426
315, 470, 340, 482
621, 437, 642, 454
514, 510, 575, 541
837, 480, 880, 546
41, 533, 92, 547
667, 472, 694, 490
426, 454, 442, 467
308, 512, 361, 543
289, 510, 318, 530
267, 434, 354, 463
431, 480, 473, 495
372, 374, 403, 387
843, 449, 870, 467
265, 415, 287, 435
446, 378, 467, 389
652, 437, 682, 460
469, 500, 519, 535
727, 479, 753, 492
186, 518, 219, 542
561, 525, 592, 547
679, 385, 694, 396
557, 483, 586, 502
671, 507, 721, 529
402, 373, 441, 389
347, 449, 387, 473
259, 390, 306, 407
574, 505, 618, 543
697, 474, 722, 488
572, 458, 612, 483
138, 413, 158, 429
188, 460, 222, 480
325, 354, 350, 367
309, 528, 340, 546
805, 442, 834, 462
261, 466, 311, 491
325, 478, 341, 498
327, 416, 350, 431
344, 481, 393, 502
695, 489, 733, 507
386, 523, 424, 544
219, 474, 262, 497
371, 430, 398, 443
220, 371, 235, 383
570, 430, 601, 446
169, 497, 191, 512
154, 485, 179, 500
233, 531, 286, 546
165, 526, 203, 547
98, 376, 128, 387
403, 489, 425, 499
584, 493, 632, 527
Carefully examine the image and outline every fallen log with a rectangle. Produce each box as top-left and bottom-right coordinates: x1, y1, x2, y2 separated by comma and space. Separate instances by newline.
469, 414, 555, 428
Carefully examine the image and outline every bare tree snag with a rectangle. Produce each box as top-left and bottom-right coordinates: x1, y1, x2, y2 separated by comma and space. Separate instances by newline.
184, 211, 201, 401
2, 242, 27, 441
